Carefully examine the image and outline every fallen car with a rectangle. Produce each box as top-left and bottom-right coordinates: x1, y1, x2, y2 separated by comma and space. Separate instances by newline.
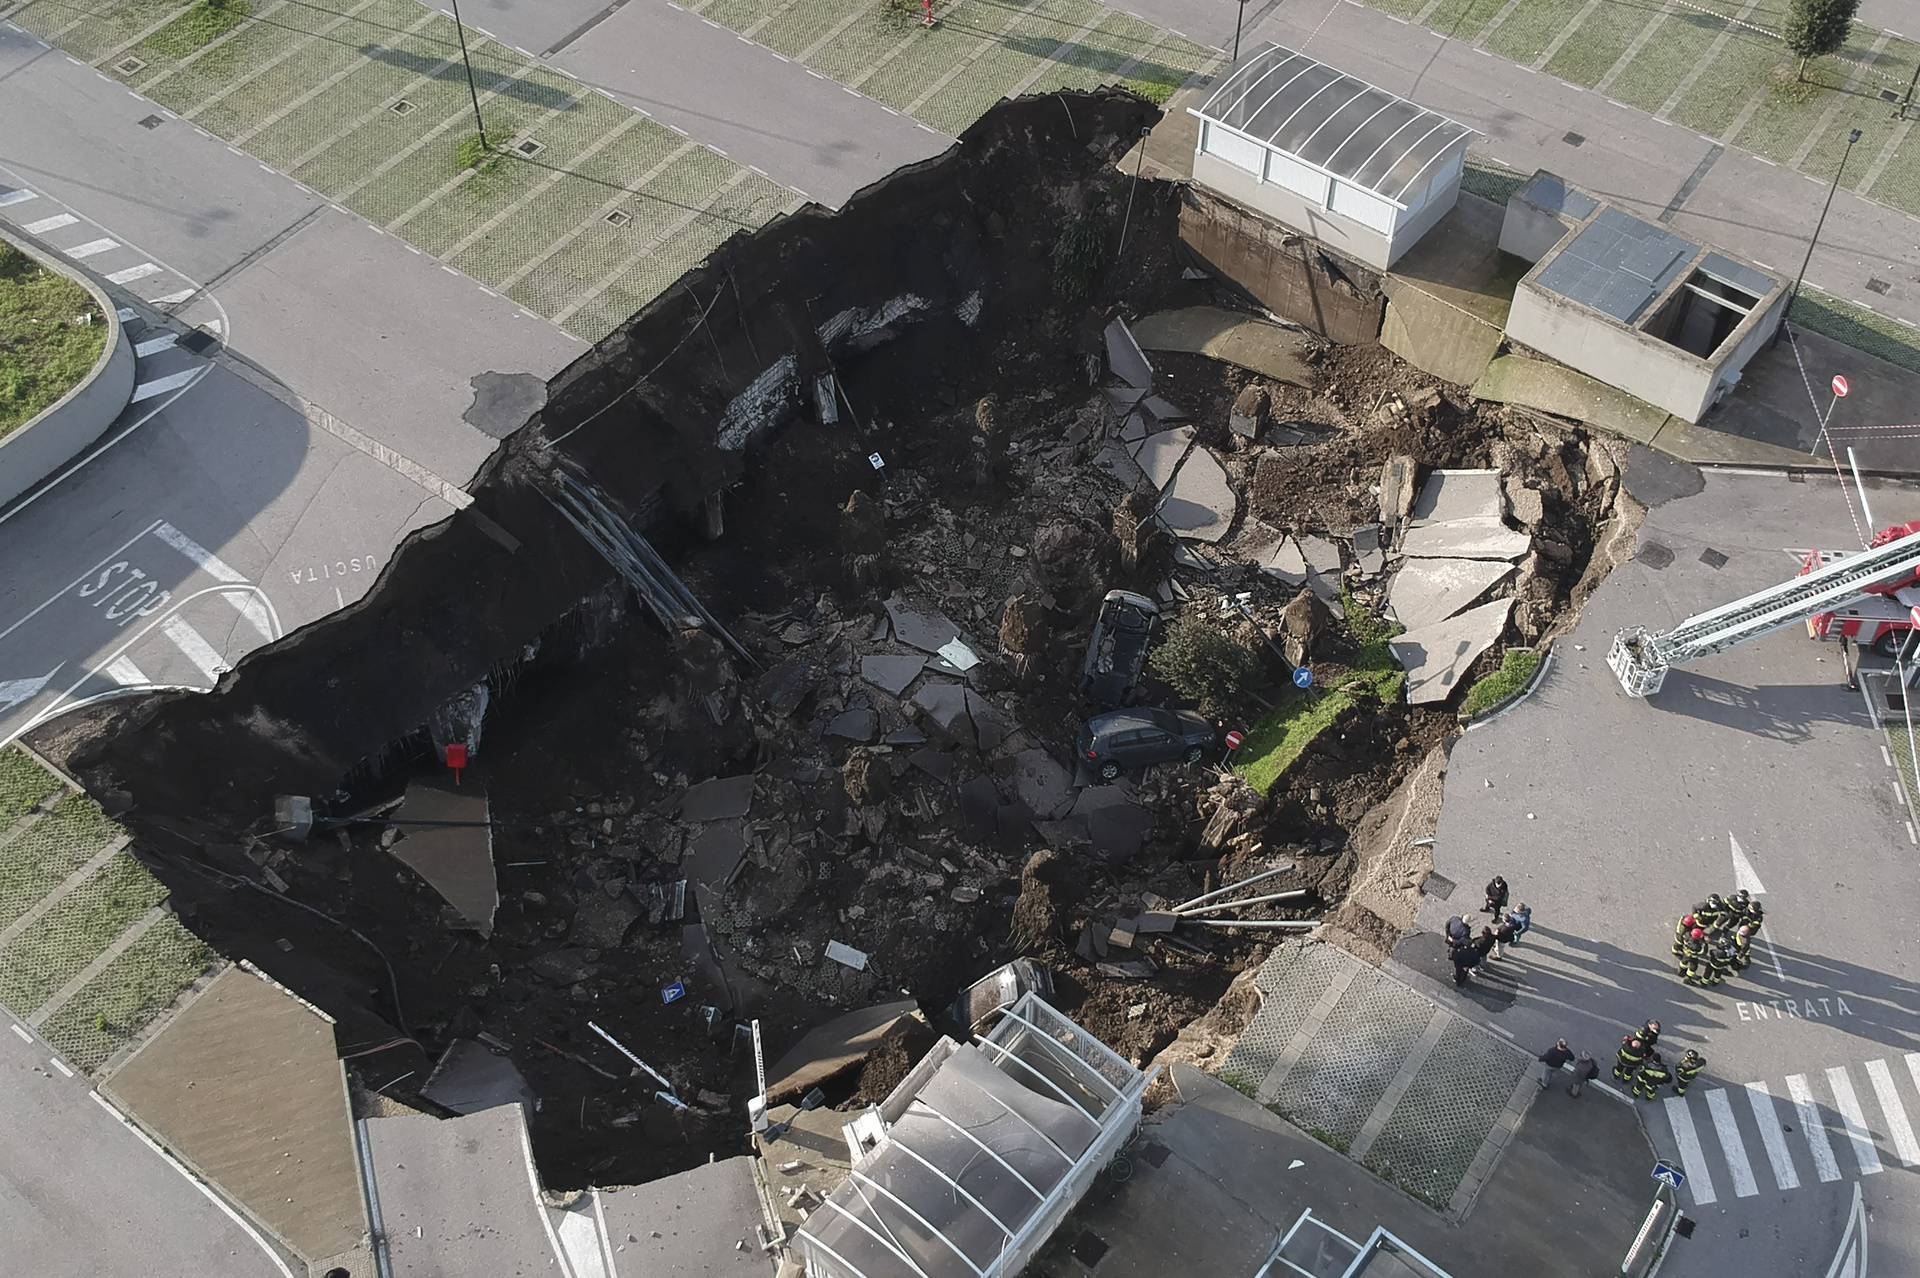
1079, 589, 1160, 708
1077, 706, 1216, 782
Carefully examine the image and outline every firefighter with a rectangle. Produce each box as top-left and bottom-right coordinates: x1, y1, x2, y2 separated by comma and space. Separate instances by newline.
1733, 925, 1754, 971
1673, 913, 1698, 957
1681, 929, 1710, 984
1614, 1035, 1648, 1083
1730, 889, 1751, 921
1708, 940, 1736, 986
1639, 1019, 1663, 1049
1746, 899, 1766, 936
1675, 1049, 1706, 1097
1697, 894, 1728, 931
1636, 1051, 1673, 1101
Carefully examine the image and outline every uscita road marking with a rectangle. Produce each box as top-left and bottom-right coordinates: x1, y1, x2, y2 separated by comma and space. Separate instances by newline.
288, 555, 379, 586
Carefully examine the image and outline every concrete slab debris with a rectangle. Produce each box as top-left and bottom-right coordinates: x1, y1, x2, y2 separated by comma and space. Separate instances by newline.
361, 1107, 557, 1275
1104, 385, 1149, 416
1131, 425, 1194, 490
1105, 317, 1154, 390
419, 1039, 538, 1117
684, 820, 747, 891
1387, 557, 1514, 632
1160, 446, 1237, 543
1399, 516, 1531, 562
1093, 444, 1146, 487
1379, 455, 1417, 526
1353, 523, 1385, 575
1129, 305, 1313, 385
766, 999, 920, 1101
825, 940, 870, 971
391, 781, 498, 937
1298, 535, 1341, 578
680, 773, 756, 822
1410, 469, 1501, 524
826, 706, 878, 742
599, 1156, 767, 1278
1120, 411, 1149, 442
1259, 536, 1307, 586
1007, 748, 1077, 821
1390, 597, 1514, 704
909, 747, 955, 779
965, 690, 1012, 753
1143, 394, 1185, 421
885, 596, 965, 656
912, 680, 971, 743
860, 654, 925, 697
936, 638, 980, 672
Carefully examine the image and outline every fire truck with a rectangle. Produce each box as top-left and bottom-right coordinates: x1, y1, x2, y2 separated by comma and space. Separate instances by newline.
1804, 521, 1920, 658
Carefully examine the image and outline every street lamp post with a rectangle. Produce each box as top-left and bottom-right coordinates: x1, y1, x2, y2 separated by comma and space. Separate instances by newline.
1232, 0, 1248, 64
448, 0, 488, 150
1782, 127, 1862, 339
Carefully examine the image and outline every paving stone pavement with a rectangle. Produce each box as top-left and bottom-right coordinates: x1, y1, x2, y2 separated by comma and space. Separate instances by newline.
1216, 939, 1531, 1213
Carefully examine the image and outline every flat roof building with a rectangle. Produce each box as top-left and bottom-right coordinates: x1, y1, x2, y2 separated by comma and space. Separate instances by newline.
1190, 45, 1475, 270
1500, 171, 1786, 423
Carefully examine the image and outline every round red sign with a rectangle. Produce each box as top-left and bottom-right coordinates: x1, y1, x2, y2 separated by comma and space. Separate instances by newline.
1224, 730, 1245, 751
1832, 374, 1851, 398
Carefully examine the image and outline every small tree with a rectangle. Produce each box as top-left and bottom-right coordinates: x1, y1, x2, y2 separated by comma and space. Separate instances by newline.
1783, 0, 1859, 80
1149, 617, 1263, 717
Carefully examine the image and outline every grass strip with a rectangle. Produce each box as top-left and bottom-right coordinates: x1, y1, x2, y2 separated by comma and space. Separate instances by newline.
1460, 647, 1541, 718
0, 243, 107, 438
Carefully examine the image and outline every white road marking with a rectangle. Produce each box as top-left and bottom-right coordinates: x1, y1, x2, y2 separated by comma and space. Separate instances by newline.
147, 288, 196, 305
1823, 1182, 1868, 1278
1704, 1089, 1759, 1196
1786, 1073, 1843, 1182
106, 262, 162, 284
50, 1057, 72, 1077
66, 238, 118, 259
24, 213, 78, 233
1825, 1066, 1883, 1175
0, 664, 64, 714
133, 334, 178, 357
160, 616, 229, 682
152, 522, 276, 641
129, 369, 200, 402
0, 188, 37, 206
1864, 1059, 1920, 1165
10, 1023, 31, 1042
1661, 1097, 1718, 1205
1729, 831, 1766, 894
104, 656, 151, 686
1744, 1081, 1800, 1190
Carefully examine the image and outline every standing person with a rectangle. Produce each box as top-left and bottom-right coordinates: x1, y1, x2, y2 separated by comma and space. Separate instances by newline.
1697, 894, 1727, 931
1636, 1051, 1673, 1101
1472, 926, 1497, 966
1505, 903, 1533, 947
1446, 915, 1470, 945
1538, 1038, 1574, 1088
1568, 1051, 1599, 1097
1673, 913, 1698, 957
1675, 1049, 1706, 1097
1746, 900, 1766, 936
1681, 929, 1709, 984
1638, 1019, 1662, 1050
1733, 925, 1754, 972
1613, 1036, 1648, 1083
1451, 940, 1476, 986
1709, 940, 1736, 986
1484, 876, 1509, 922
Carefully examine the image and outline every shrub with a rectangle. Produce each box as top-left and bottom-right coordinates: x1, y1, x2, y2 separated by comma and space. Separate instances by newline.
1149, 616, 1262, 717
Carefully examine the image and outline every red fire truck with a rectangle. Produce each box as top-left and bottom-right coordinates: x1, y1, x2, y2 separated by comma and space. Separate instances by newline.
1805, 520, 1920, 657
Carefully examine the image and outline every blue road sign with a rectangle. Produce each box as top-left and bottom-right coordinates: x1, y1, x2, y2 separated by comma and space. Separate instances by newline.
1293, 667, 1314, 689
661, 981, 687, 1005
1651, 1161, 1686, 1190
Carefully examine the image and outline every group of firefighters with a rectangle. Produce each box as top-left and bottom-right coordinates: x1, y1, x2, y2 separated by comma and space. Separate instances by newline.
1610, 1019, 1709, 1102
1671, 889, 1766, 987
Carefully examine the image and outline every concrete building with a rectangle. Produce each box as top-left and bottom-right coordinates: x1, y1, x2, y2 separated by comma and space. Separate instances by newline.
1500, 171, 1786, 423
1189, 45, 1475, 270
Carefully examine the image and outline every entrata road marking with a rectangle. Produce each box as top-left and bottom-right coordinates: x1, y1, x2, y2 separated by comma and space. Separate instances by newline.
1743, 1081, 1800, 1190
1825, 1066, 1883, 1175
1705, 1089, 1759, 1197
1864, 1059, 1920, 1165
23, 213, 77, 233
1786, 1074, 1844, 1182
1661, 1097, 1718, 1205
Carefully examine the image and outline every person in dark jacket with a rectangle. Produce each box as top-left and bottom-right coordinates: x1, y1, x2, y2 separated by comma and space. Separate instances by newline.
1538, 1038, 1574, 1088
1446, 915, 1470, 945
1472, 927, 1497, 964
1484, 875, 1510, 921
1451, 941, 1476, 986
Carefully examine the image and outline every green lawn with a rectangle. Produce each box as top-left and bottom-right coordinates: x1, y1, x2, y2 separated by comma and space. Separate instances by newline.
0, 243, 107, 438
0, 749, 61, 825
37, 915, 217, 1072
0, 854, 166, 1015
1236, 596, 1406, 795
144, 0, 251, 57
1460, 647, 1541, 718
1790, 287, 1920, 377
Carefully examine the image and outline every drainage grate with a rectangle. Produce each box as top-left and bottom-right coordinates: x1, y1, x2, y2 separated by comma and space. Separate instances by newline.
390, 98, 415, 115
113, 55, 146, 75
1071, 1232, 1109, 1267
605, 208, 632, 227
1140, 1141, 1170, 1168
138, 114, 164, 130
1422, 871, 1456, 900
1637, 541, 1675, 570
1867, 277, 1891, 295
1788, 471, 1808, 483
514, 137, 545, 157
1700, 547, 1729, 569
180, 328, 219, 354
1562, 130, 1585, 147
1883, 89, 1900, 103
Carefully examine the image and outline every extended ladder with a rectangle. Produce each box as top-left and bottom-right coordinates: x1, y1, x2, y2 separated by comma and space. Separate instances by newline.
1609, 526, 1920, 696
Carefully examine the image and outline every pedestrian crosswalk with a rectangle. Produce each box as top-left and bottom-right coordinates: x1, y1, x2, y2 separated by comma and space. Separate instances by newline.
1653, 1055, 1920, 1205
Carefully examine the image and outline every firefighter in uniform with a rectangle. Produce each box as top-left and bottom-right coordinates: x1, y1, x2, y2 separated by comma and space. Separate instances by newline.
1673, 913, 1698, 957
1697, 894, 1728, 931
1708, 939, 1736, 986
1675, 1049, 1706, 1097
1746, 899, 1766, 936
1614, 1035, 1648, 1083
1639, 1019, 1663, 1049
1681, 928, 1710, 984
1730, 889, 1751, 922
1733, 925, 1754, 972
1636, 1051, 1673, 1101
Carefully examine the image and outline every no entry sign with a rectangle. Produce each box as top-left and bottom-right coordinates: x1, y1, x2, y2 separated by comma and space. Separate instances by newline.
1224, 730, 1245, 751
1832, 374, 1850, 399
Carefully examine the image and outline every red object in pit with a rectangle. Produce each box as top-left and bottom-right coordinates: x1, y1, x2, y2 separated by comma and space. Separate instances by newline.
1224, 730, 1245, 751
445, 743, 468, 784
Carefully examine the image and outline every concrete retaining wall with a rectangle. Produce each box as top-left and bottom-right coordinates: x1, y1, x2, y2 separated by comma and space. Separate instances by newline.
1379, 282, 1503, 387
0, 228, 134, 509
1178, 185, 1384, 346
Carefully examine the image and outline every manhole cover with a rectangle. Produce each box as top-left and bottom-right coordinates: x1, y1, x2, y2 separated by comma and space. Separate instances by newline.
180, 327, 219, 354
113, 55, 146, 75
1422, 872, 1456, 900
1700, 547, 1729, 569
1788, 472, 1808, 483
1071, 1232, 1109, 1267
1140, 1141, 1171, 1167
138, 114, 164, 130
1882, 88, 1900, 103
1562, 130, 1585, 147
1867, 278, 1891, 295
514, 137, 545, 157
390, 98, 415, 115
1637, 541, 1675, 569
605, 208, 632, 227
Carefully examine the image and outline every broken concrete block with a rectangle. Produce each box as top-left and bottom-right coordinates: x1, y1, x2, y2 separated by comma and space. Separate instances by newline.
1229, 384, 1269, 440
1135, 911, 1177, 934
1387, 558, 1515, 632
1506, 483, 1546, 528
1143, 394, 1185, 422
884, 596, 964, 655
1379, 455, 1417, 526
860, 654, 925, 697
1390, 597, 1514, 704
1104, 317, 1153, 390
912, 680, 972, 745
825, 706, 878, 743
1399, 517, 1531, 562
1160, 446, 1237, 543
1007, 748, 1076, 821
680, 774, 756, 822
825, 940, 870, 971
1131, 425, 1193, 491
1353, 523, 1385, 576
1411, 469, 1502, 524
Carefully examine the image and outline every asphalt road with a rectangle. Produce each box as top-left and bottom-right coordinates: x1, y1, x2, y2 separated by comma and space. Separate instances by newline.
0, 1016, 291, 1276
1411, 468, 1920, 1278
0, 31, 582, 744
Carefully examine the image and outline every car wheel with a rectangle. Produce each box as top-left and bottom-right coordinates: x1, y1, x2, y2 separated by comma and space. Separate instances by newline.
1183, 746, 1205, 764
1098, 761, 1122, 782
1875, 631, 1905, 659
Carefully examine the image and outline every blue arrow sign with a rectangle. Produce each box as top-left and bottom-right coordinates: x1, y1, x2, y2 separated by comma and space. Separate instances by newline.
1651, 1161, 1686, 1190
661, 981, 687, 1005
1293, 667, 1314, 689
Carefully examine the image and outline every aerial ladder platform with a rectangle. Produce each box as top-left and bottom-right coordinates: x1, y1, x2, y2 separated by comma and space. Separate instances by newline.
1610, 524, 1920, 696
